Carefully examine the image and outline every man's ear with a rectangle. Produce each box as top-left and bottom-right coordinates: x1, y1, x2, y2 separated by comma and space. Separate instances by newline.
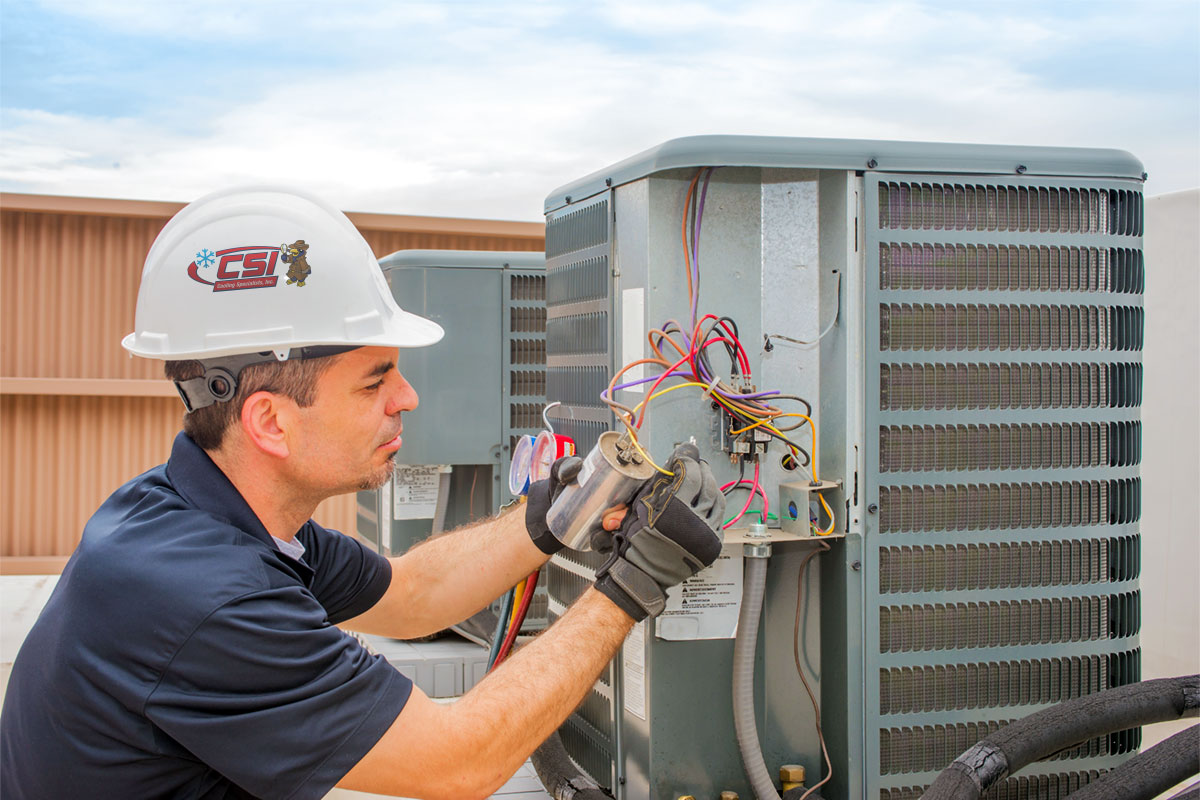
240, 391, 292, 459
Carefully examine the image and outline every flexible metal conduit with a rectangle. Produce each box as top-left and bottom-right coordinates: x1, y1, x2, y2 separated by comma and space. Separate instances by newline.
922, 674, 1200, 800
733, 555, 780, 800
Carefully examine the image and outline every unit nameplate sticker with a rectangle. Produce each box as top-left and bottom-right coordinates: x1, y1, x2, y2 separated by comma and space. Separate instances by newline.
656, 546, 743, 640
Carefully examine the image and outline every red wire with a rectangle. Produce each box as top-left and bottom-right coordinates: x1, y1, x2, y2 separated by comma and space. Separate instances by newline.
723, 461, 761, 529
494, 569, 538, 667
690, 315, 750, 378
636, 349, 694, 429
719, 478, 770, 517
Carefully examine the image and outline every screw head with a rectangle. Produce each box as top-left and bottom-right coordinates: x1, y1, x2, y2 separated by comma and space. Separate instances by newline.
605, 177, 613, 187
565, 195, 572, 203
1016, 164, 1028, 174
866, 158, 878, 169
851, 560, 862, 571
867, 503, 879, 513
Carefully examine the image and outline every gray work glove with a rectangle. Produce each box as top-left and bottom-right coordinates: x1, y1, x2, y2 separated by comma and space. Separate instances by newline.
525, 456, 583, 555
593, 444, 725, 620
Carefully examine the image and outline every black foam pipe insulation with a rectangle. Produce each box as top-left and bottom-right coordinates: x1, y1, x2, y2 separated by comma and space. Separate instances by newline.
922, 675, 1200, 800
1169, 781, 1200, 800
530, 729, 612, 800
1066, 724, 1198, 800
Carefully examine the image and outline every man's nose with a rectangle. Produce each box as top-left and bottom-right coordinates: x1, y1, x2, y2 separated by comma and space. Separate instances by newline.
386, 372, 418, 415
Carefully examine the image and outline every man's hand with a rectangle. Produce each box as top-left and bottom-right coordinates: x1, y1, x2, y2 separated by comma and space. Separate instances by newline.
592, 443, 725, 620
524, 456, 583, 555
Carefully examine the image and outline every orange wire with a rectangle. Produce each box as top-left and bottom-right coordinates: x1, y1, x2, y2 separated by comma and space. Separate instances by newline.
681, 172, 701, 305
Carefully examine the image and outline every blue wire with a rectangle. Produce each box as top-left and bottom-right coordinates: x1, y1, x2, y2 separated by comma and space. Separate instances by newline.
487, 588, 515, 671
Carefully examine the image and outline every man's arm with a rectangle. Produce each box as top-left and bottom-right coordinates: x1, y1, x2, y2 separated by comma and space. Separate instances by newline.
337, 587, 632, 800
341, 504, 547, 640
337, 444, 725, 799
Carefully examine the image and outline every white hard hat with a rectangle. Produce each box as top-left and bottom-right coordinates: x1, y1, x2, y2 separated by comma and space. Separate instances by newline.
123, 185, 444, 362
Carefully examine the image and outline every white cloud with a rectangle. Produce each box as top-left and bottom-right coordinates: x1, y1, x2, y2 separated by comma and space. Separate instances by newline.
2, 0, 1195, 216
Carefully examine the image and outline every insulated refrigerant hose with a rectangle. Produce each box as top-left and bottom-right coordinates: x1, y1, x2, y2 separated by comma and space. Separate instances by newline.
733, 556, 781, 800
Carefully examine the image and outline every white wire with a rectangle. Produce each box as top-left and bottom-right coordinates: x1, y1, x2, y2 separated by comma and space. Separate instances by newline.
764, 272, 842, 349
542, 401, 561, 433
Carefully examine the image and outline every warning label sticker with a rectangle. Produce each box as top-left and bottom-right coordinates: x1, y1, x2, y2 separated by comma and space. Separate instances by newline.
391, 465, 448, 520
655, 545, 743, 640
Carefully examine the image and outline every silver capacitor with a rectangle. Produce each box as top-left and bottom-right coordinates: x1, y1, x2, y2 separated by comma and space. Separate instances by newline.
545, 431, 658, 551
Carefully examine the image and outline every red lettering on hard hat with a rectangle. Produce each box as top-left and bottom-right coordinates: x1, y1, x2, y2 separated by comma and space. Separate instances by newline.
241, 252, 268, 278
190, 247, 284, 292
218, 253, 245, 280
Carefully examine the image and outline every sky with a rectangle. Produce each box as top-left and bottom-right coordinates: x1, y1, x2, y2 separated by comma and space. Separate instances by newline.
1, 0, 1197, 221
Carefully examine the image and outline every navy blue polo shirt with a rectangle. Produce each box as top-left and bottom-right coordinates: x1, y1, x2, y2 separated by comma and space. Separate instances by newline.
0, 433, 412, 799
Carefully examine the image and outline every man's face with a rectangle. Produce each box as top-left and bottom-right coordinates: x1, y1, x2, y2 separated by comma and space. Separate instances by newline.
287, 346, 417, 496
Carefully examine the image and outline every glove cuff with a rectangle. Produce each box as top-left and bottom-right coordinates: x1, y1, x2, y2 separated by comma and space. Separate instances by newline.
525, 479, 565, 555
595, 557, 667, 621
529, 526, 563, 555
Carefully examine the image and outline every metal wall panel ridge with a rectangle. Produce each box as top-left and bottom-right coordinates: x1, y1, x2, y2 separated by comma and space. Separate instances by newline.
1, 199, 545, 569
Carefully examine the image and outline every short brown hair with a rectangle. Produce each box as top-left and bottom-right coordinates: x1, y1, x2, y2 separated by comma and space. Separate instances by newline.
164, 357, 337, 451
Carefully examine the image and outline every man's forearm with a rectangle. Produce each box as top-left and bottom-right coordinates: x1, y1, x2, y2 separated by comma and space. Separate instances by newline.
337, 588, 635, 799
449, 588, 634, 790
348, 504, 548, 638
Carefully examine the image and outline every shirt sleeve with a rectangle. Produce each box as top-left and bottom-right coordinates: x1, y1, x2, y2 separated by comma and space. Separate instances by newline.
298, 522, 392, 623
144, 586, 412, 800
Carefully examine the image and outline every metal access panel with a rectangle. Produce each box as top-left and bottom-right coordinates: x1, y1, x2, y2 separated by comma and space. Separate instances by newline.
544, 166, 848, 799
354, 249, 548, 628
541, 136, 1144, 799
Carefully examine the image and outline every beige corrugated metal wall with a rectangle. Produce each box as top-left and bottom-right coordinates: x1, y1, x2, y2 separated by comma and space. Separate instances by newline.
0, 193, 543, 573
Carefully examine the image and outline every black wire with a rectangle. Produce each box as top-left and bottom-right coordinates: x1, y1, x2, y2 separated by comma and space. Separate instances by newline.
769, 394, 814, 418
721, 403, 811, 466
721, 456, 751, 497
696, 315, 741, 379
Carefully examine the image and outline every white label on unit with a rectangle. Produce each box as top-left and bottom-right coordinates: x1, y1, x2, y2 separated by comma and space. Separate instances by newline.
621, 288, 645, 393
655, 546, 743, 640
378, 478, 393, 552
623, 620, 647, 721
392, 465, 448, 519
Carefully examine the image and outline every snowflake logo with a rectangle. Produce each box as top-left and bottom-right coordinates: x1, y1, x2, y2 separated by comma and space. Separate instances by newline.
195, 248, 216, 268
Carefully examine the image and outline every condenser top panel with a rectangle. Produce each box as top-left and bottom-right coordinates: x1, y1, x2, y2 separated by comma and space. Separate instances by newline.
544, 134, 1145, 212
378, 249, 545, 270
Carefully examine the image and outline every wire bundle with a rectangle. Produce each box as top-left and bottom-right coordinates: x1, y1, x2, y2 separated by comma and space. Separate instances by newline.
487, 569, 539, 671
599, 168, 833, 535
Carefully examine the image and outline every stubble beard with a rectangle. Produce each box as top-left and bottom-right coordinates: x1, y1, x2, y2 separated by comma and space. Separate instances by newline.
358, 452, 396, 491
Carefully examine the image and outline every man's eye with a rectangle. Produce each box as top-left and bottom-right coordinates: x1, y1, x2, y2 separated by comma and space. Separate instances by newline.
366, 380, 384, 391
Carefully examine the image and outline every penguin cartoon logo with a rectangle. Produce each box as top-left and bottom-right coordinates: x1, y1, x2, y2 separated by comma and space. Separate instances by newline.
280, 240, 312, 287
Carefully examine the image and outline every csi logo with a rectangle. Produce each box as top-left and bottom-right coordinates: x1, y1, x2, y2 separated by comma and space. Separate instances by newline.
188, 246, 281, 292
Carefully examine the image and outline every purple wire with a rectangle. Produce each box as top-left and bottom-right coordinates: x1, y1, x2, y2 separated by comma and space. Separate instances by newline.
607, 370, 780, 400
690, 169, 714, 329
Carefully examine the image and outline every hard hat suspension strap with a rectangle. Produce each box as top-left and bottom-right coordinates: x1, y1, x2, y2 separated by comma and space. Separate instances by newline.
172, 345, 361, 413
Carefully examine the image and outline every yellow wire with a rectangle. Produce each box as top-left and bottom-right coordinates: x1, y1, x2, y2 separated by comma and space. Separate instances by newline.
630, 380, 710, 413
812, 491, 836, 536
509, 578, 526, 626
727, 412, 809, 435
625, 431, 673, 476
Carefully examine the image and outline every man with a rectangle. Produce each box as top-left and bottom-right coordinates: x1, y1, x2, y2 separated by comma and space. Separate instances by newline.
0, 186, 725, 799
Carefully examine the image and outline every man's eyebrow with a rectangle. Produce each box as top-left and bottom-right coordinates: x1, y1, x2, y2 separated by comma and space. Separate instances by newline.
363, 361, 395, 380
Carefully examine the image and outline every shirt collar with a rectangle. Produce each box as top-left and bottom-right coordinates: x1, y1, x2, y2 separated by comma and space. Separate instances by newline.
164, 431, 278, 551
